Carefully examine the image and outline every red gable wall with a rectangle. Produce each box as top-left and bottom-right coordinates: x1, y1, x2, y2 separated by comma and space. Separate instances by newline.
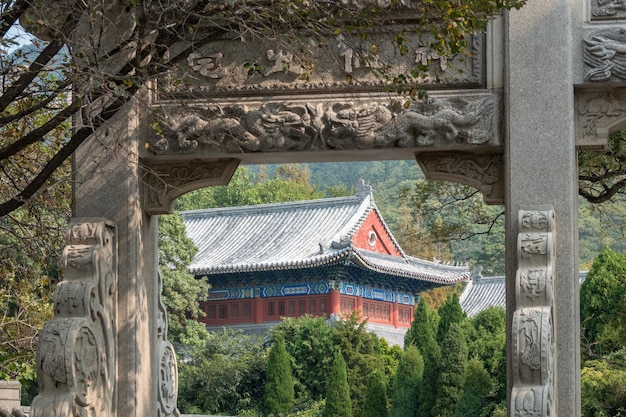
352, 211, 402, 257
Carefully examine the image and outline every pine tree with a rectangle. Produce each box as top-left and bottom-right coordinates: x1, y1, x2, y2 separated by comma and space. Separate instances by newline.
323, 351, 353, 417
264, 336, 295, 416
404, 299, 440, 350
431, 323, 468, 417
363, 371, 389, 417
406, 301, 441, 417
390, 345, 423, 417
453, 358, 492, 417
436, 292, 465, 345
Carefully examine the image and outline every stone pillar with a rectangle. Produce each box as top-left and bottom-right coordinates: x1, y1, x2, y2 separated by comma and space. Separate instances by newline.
69, 99, 174, 417
505, 2, 580, 416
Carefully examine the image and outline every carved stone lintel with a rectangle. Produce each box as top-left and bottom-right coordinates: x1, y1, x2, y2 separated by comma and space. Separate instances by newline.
575, 89, 626, 150
32, 219, 117, 417
415, 152, 504, 205
142, 159, 240, 215
145, 94, 500, 157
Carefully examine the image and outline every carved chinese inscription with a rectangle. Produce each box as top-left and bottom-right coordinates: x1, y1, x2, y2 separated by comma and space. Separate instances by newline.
31, 219, 117, 417
157, 28, 484, 99
511, 208, 555, 417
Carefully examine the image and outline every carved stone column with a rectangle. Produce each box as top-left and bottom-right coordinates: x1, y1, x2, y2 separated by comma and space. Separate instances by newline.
510, 209, 555, 417
505, 1, 580, 415
31, 219, 117, 417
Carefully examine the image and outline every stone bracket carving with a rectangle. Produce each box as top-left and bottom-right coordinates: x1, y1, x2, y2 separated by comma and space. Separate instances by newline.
511, 208, 555, 417
575, 89, 626, 150
415, 152, 504, 205
31, 219, 117, 417
145, 93, 501, 157
141, 159, 240, 215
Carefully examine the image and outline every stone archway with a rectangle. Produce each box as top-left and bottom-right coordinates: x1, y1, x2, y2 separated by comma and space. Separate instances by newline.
31, 1, 626, 416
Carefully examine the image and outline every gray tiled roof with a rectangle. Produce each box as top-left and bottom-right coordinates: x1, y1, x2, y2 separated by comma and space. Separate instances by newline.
180, 187, 469, 286
460, 271, 588, 317
459, 276, 506, 317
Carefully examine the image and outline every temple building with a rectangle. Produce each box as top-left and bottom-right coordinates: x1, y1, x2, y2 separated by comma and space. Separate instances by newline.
181, 181, 471, 344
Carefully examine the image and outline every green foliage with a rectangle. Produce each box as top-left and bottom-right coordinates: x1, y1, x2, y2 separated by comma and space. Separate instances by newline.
468, 307, 506, 403
579, 130, 626, 205
158, 214, 210, 342
404, 300, 439, 352
333, 313, 384, 417
0, 95, 70, 398
580, 247, 626, 357
271, 316, 338, 400
453, 359, 492, 417
436, 292, 465, 345
390, 345, 423, 417
264, 336, 295, 416
177, 329, 268, 415
432, 323, 468, 417
176, 165, 323, 210
323, 351, 352, 417
363, 371, 389, 417
581, 349, 626, 417
405, 301, 441, 417
399, 180, 505, 275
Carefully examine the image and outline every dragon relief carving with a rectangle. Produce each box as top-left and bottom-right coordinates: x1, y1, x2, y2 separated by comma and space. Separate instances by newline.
591, 0, 626, 19
149, 96, 496, 154
31, 219, 116, 417
584, 27, 626, 82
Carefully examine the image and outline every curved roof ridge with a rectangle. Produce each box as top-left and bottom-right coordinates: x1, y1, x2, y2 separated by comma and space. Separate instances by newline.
180, 193, 363, 218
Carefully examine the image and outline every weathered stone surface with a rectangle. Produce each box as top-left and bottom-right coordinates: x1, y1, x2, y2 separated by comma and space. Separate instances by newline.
30, 219, 117, 417
146, 93, 502, 159
157, 29, 484, 100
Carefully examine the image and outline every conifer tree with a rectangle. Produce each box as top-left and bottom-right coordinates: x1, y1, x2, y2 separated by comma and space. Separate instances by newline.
436, 292, 465, 345
453, 358, 493, 417
363, 371, 389, 417
264, 336, 295, 416
323, 351, 353, 417
406, 301, 441, 417
431, 323, 468, 417
390, 345, 423, 417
